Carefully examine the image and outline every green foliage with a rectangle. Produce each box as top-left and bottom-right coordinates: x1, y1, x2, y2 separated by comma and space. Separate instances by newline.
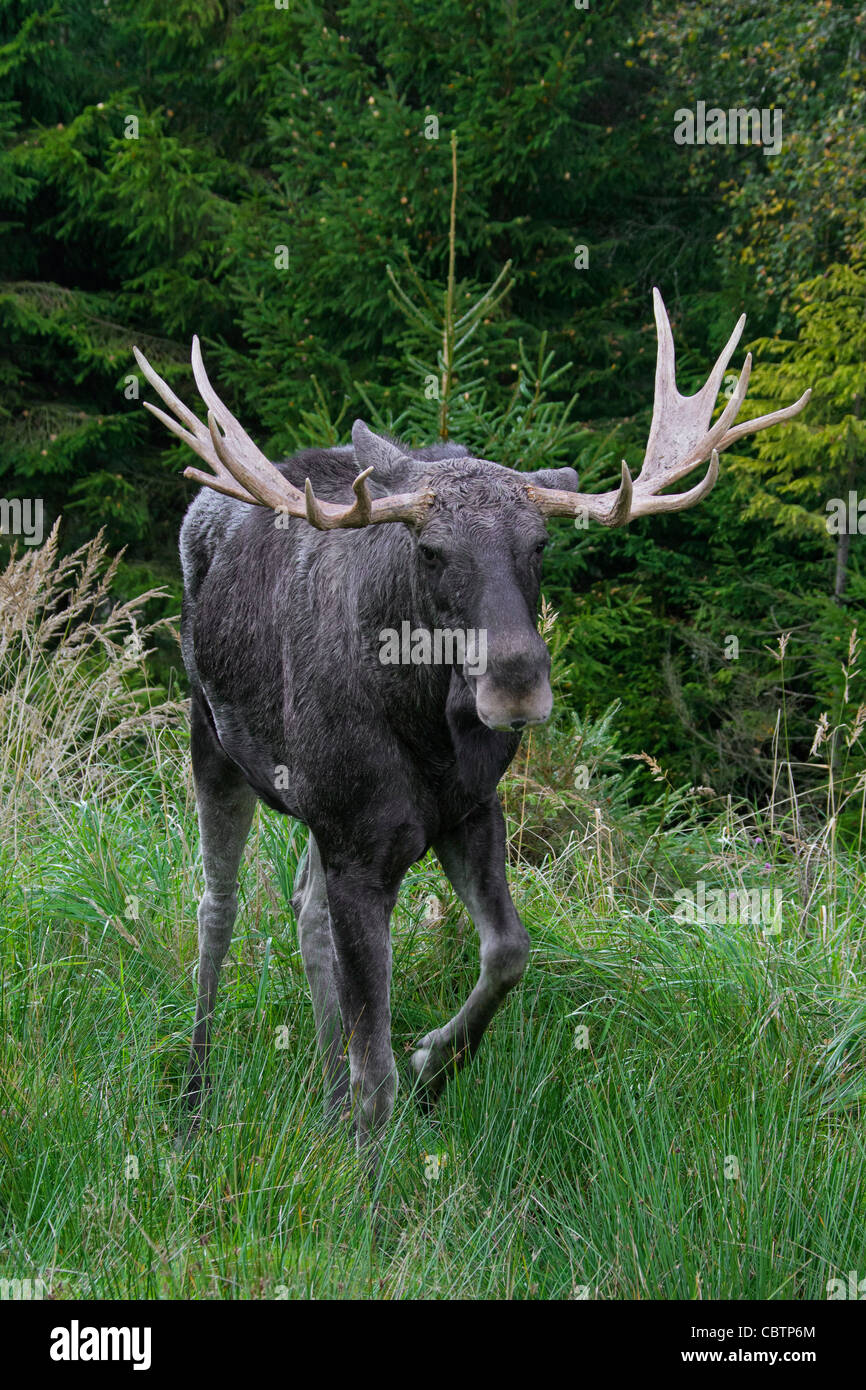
640, 0, 866, 322
732, 263, 866, 574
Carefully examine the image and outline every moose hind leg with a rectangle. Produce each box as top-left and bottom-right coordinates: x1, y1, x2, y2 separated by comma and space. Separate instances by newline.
292, 834, 349, 1119
411, 796, 530, 1097
185, 695, 257, 1114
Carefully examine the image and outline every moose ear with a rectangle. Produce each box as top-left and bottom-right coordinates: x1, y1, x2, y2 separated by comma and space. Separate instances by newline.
352, 420, 410, 480
531, 466, 580, 491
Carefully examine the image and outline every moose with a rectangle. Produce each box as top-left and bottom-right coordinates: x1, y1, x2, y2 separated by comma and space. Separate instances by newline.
135, 290, 809, 1152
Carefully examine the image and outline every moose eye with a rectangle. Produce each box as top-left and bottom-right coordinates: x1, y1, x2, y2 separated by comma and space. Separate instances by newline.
419, 542, 446, 568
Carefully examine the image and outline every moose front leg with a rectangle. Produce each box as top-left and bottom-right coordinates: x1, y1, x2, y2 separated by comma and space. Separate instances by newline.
410, 796, 530, 1098
324, 864, 400, 1152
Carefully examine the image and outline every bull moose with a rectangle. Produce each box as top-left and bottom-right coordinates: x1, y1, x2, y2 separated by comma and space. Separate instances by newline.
134, 290, 809, 1153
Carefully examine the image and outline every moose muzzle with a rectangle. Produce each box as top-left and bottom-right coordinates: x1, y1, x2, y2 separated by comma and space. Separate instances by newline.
471, 638, 553, 732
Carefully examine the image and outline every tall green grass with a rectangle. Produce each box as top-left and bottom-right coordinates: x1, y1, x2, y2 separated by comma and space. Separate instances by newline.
0, 533, 864, 1299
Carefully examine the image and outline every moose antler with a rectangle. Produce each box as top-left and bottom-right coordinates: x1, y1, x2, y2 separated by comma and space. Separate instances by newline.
526, 288, 811, 526
133, 337, 432, 529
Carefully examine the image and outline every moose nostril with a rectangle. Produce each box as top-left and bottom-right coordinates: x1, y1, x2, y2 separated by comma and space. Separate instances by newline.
510, 718, 527, 731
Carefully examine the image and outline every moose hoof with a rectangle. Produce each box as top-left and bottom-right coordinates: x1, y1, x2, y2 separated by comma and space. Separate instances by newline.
323, 1078, 352, 1129
409, 1030, 457, 1101
174, 1106, 203, 1150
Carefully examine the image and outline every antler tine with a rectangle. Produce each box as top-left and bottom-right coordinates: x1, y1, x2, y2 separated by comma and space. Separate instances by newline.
189, 335, 236, 433
134, 344, 256, 502
133, 344, 205, 435
717, 388, 812, 450
181, 464, 258, 504
189, 339, 309, 514
304, 467, 415, 530
652, 282, 678, 398
140, 397, 213, 467
689, 294, 746, 409
631, 448, 720, 518
346, 466, 375, 526
601, 461, 635, 527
